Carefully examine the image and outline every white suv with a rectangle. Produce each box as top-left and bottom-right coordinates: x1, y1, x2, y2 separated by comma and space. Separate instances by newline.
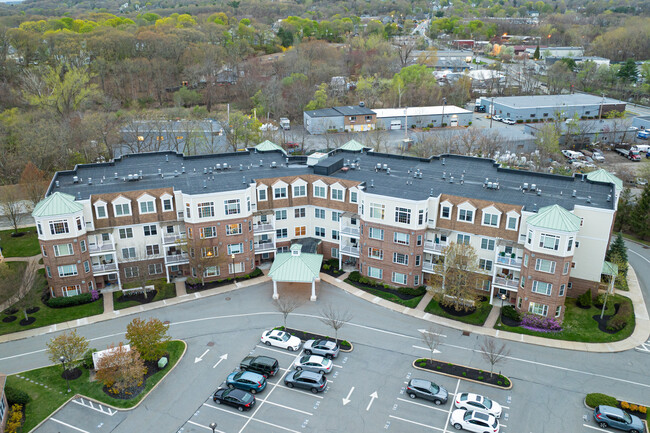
450, 409, 500, 432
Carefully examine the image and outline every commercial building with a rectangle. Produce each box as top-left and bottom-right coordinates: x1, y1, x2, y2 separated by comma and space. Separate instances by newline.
373, 106, 472, 130
480, 94, 626, 123
34, 142, 622, 320
304, 106, 377, 135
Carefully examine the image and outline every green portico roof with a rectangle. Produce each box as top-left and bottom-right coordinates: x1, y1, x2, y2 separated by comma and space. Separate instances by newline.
527, 204, 581, 232
255, 140, 287, 155
339, 139, 366, 151
269, 245, 323, 283
586, 169, 623, 191
602, 261, 619, 277
32, 192, 83, 218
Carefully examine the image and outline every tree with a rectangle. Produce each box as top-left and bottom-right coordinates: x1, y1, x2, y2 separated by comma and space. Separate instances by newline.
273, 298, 302, 328
546, 62, 572, 94
126, 317, 171, 362
19, 162, 48, 211
319, 304, 352, 344
534, 123, 560, 165
532, 45, 540, 60
95, 343, 146, 393
419, 326, 443, 360
434, 242, 482, 312
0, 185, 25, 235
614, 188, 633, 232
179, 235, 229, 286
304, 83, 329, 111
46, 330, 90, 371
479, 338, 510, 377
0, 261, 24, 308
630, 183, 650, 240
617, 59, 638, 83
221, 110, 262, 152
173, 87, 202, 107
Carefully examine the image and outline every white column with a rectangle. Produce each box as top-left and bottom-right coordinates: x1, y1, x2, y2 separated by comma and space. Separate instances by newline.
165, 265, 171, 284
272, 280, 279, 300
310, 279, 317, 302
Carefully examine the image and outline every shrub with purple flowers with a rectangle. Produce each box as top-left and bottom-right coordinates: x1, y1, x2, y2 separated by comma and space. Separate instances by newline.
520, 313, 563, 332
91, 289, 100, 301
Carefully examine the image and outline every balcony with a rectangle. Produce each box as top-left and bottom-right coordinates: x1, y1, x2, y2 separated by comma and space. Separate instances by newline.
423, 240, 447, 254
165, 253, 189, 265
92, 262, 118, 274
496, 255, 522, 268
88, 241, 115, 255
493, 276, 520, 289
163, 233, 187, 245
253, 223, 274, 233
340, 225, 360, 238
340, 245, 359, 257
254, 241, 275, 253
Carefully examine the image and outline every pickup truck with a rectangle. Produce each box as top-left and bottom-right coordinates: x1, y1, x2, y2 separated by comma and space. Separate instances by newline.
616, 148, 641, 161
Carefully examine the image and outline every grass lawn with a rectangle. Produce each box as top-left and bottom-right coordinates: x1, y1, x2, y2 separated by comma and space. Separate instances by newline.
495, 296, 635, 343
112, 279, 177, 310
425, 298, 494, 326
0, 227, 40, 257
345, 280, 424, 308
0, 261, 27, 305
0, 270, 103, 336
5, 340, 186, 431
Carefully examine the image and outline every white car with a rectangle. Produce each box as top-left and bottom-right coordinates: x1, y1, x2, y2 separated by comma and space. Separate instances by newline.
450, 409, 500, 433
454, 393, 503, 418
293, 355, 333, 374
492, 115, 503, 122
502, 118, 515, 125
261, 330, 302, 351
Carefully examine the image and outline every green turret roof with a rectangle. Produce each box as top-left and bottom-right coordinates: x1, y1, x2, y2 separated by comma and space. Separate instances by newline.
255, 140, 287, 155
339, 140, 366, 151
586, 169, 623, 191
269, 245, 323, 283
527, 204, 581, 232
32, 192, 83, 218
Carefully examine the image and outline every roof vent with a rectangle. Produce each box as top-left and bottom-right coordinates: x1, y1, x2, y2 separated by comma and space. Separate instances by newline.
537, 189, 541, 196
430, 188, 434, 197
460, 179, 464, 185
376, 163, 382, 170
572, 189, 577, 197
370, 179, 374, 188
387, 168, 391, 175
182, 166, 185, 173
174, 170, 179, 177
418, 172, 423, 179
357, 163, 361, 170
350, 163, 356, 169
242, 176, 246, 184
216, 163, 221, 170
260, 159, 263, 167
344, 159, 350, 167
531, 183, 536, 191
271, 161, 277, 168
55, 180, 60, 187
203, 167, 207, 174
488, 182, 493, 189
223, 163, 229, 169
165, 154, 169, 162
413, 171, 417, 178
73, 176, 79, 183
442, 158, 446, 165
127, 174, 133, 181
209, 167, 213, 174
523, 182, 529, 190
442, 172, 446, 179
383, 164, 388, 170
77, 192, 81, 199
484, 178, 488, 187
449, 177, 454, 183
115, 172, 118, 179
607, 194, 611, 202
158, 168, 162, 176
587, 196, 591, 203
240, 164, 243, 171
203, 180, 207, 188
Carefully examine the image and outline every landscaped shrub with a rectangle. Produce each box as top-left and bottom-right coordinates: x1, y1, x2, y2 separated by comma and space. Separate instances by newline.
586, 393, 619, 408
607, 301, 632, 332
347, 271, 361, 282
83, 348, 97, 369
248, 268, 263, 278
520, 314, 562, 332
501, 305, 521, 321
5, 404, 23, 433
397, 286, 427, 297
516, 119, 523, 123
4, 386, 30, 406
577, 289, 592, 308
322, 264, 330, 270
594, 293, 609, 309
45, 293, 95, 308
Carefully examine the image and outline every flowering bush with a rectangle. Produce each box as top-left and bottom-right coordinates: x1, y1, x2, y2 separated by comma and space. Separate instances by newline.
520, 314, 563, 332
91, 289, 100, 301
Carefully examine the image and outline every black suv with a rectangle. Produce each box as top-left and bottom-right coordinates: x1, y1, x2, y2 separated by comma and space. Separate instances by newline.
240, 356, 279, 378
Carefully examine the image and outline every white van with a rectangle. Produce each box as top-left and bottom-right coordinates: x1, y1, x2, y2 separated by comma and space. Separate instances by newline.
632, 144, 650, 153
561, 150, 584, 159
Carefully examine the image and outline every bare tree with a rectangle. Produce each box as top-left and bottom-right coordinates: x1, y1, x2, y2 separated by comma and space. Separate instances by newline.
419, 326, 443, 359
479, 338, 510, 377
319, 304, 352, 344
394, 37, 417, 67
0, 185, 25, 235
274, 297, 303, 328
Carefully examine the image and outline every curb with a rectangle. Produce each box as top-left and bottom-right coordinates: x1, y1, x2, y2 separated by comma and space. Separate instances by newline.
281, 326, 354, 352
411, 359, 513, 390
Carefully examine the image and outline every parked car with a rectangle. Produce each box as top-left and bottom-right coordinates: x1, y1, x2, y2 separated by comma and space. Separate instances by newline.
284, 370, 328, 393
593, 405, 645, 433
303, 339, 340, 359
293, 355, 333, 374
591, 151, 605, 162
450, 409, 500, 433
454, 393, 503, 418
502, 118, 515, 125
284, 142, 299, 149
213, 388, 256, 412
261, 329, 302, 351
637, 178, 648, 186
226, 371, 267, 394
492, 115, 503, 122
406, 379, 448, 405
240, 355, 279, 378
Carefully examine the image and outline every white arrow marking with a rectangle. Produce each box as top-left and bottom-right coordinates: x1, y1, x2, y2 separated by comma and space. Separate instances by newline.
366, 391, 378, 411
194, 349, 210, 364
417, 329, 447, 338
212, 353, 229, 368
412, 345, 442, 354
342, 386, 355, 405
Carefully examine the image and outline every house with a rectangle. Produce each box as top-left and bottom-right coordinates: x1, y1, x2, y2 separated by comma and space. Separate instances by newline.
304, 106, 377, 135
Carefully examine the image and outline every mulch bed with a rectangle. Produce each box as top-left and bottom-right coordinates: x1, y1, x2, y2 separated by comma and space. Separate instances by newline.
26, 306, 40, 314
115, 292, 157, 305
186, 273, 263, 293
10, 232, 26, 238
592, 303, 621, 334
500, 315, 522, 327
62, 368, 82, 381
2, 316, 17, 323
321, 267, 345, 278
19, 317, 36, 326
3, 307, 18, 315
281, 327, 352, 351
414, 358, 512, 389
346, 280, 419, 300
101, 355, 168, 400
439, 297, 488, 317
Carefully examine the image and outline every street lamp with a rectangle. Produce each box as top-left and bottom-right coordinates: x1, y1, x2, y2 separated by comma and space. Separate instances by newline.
231, 253, 236, 276
441, 97, 447, 127
209, 422, 217, 433
500, 293, 507, 316
59, 356, 71, 393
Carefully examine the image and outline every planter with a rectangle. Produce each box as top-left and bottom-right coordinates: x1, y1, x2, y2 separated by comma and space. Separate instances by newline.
277, 326, 353, 352
412, 358, 512, 390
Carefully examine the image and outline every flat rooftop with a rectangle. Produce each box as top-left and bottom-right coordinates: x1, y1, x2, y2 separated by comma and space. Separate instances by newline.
373, 106, 471, 118
49, 150, 616, 212
490, 94, 624, 109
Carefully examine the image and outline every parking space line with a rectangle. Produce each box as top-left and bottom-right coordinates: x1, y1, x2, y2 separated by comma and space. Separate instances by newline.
256, 345, 302, 357
203, 402, 250, 419
396, 398, 449, 414
50, 418, 90, 433
187, 420, 226, 433
248, 418, 302, 433
388, 415, 445, 432
583, 424, 612, 432
443, 379, 460, 433
255, 398, 313, 416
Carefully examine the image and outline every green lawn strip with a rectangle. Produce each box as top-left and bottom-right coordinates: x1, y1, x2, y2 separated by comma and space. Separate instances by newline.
495, 296, 635, 343
0, 270, 104, 336
7, 340, 185, 431
112, 280, 177, 310
345, 280, 424, 308
0, 261, 27, 305
0, 227, 40, 257
424, 298, 493, 326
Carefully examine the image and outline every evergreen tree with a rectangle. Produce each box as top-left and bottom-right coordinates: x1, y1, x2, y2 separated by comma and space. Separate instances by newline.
630, 183, 650, 240
533, 45, 540, 60
617, 59, 638, 83
614, 188, 633, 232
606, 232, 629, 279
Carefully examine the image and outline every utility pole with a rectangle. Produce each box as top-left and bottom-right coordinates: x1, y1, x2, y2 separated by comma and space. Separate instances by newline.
490, 97, 495, 128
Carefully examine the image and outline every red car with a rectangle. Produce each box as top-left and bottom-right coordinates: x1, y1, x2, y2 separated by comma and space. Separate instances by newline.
285, 142, 299, 149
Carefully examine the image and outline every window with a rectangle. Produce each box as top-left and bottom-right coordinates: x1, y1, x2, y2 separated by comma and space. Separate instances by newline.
479, 259, 492, 271
143, 225, 157, 236
331, 248, 339, 258
393, 232, 410, 245
163, 198, 173, 211
417, 210, 424, 225
119, 228, 133, 239
480, 280, 491, 291
315, 227, 325, 237
392, 272, 408, 285
41, 245, 47, 257
559, 284, 566, 296
395, 207, 411, 224
441, 206, 451, 219
480, 238, 495, 250
331, 189, 343, 201
96, 205, 107, 218
314, 185, 326, 198
568, 282, 572, 289
83, 261, 90, 273
368, 267, 383, 279
149, 263, 163, 275
140, 201, 155, 214
349, 116, 356, 122
483, 213, 498, 226
458, 209, 473, 223
58, 264, 78, 277
201, 246, 218, 257
563, 262, 570, 275
276, 228, 288, 239
528, 302, 548, 316
555, 306, 562, 317
229, 262, 245, 273
224, 199, 240, 215
80, 240, 87, 253
54, 243, 74, 257
200, 226, 217, 238
332, 211, 341, 222
49, 220, 69, 235
295, 226, 306, 236
114, 203, 131, 217
37, 222, 43, 235
124, 266, 139, 278
393, 252, 409, 265
46, 266, 52, 278
76, 217, 83, 230
369, 203, 385, 220
350, 191, 358, 203
524, 254, 529, 267
415, 255, 421, 266
369, 227, 384, 240
535, 259, 556, 274
258, 189, 267, 201
315, 208, 326, 219
226, 223, 242, 235
276, 209, 287, 220
507, 216, 518, 230
521, 276, 526, 288
185, 203, 191, 218
227, 243, 243, 255
295, 208, 306, 218
274, 186, 287, 199
292, 184, 306, 197
146, 244, 160, 256
204, 266, 220, 277
122, 247, 136, 259
575, 241, 580, 248
414, 275, 420, 286
417, 235, 422, 246
532, 281, 553, 295
368, 247, 383, 260
332, 230, 339, 240
539, 234, 560, 250
567, 238, 574, 251
457, 234, 470, 245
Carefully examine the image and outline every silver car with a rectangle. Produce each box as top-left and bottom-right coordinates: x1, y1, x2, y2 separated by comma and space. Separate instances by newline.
293, 355, 333, 374
303, 339, 340, 359
406, 379, 448, 405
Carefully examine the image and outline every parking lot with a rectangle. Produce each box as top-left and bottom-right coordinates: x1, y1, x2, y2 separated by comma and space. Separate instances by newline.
34, 397, 126, 433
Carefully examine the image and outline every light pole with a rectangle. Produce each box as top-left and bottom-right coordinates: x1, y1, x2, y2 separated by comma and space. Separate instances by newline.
59, 356, 71, 393
500, 293, 507, 316
490, 97, 495, 128
231, 254, 236, 276
209, 422, 217, 433
441, 97, 447, 127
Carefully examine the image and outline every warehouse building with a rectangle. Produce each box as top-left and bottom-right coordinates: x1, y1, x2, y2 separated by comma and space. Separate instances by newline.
373, 106, 472, 130
304, 106, 376, 135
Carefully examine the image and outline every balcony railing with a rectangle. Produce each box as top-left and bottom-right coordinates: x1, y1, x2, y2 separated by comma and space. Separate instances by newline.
88, 242, 115, 254
254, 242, 275, 252
92, 262, 118, 274
493, 277, 520, 289
165, 253, 189, 264
253, 223, 274, 233
340, 225, 360, 237
496, 255, 522, 267
422, 262, 443, 273
163, 233, 187, 245
423, 240, 447, 253
340, 245, 359, 257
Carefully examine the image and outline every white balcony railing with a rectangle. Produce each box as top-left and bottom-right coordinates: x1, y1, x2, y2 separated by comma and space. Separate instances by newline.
253, 223, 275, 233
340, 245, 359, 257
496, 255, 522, 267
423, 240, 447, 253
493, 277, 520, 289
163, 233, 187, 245
92, 262, 118, 274
340, 225, 360, 237
165, 253, 189, 264
88, 241, 115, 254
254, 242, 275, 252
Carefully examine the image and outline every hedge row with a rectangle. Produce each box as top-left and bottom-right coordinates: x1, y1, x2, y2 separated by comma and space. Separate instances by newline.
45, 292, 97, 308
607, 301, 633, 332
347, 271, 426, 296
4, 386, 31, 406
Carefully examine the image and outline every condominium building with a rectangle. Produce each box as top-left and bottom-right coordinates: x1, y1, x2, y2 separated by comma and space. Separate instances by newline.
33, 143, 622, 320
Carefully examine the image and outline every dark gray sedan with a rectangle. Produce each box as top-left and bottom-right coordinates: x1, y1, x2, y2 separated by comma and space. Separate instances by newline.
284, 370, 328, 393
406, 379, 448, 405
303, 339, 340, 359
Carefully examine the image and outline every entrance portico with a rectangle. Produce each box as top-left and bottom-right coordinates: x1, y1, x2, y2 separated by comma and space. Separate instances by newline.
268, 244, 323, 301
